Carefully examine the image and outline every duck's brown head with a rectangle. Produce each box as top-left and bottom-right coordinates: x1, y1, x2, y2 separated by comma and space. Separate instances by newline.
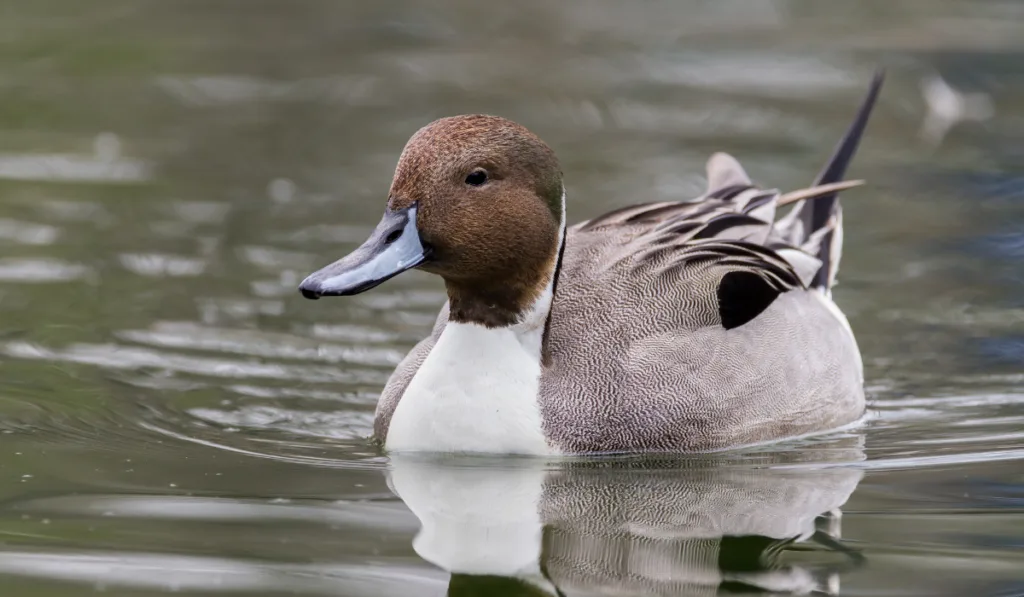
298, 115, 564, 327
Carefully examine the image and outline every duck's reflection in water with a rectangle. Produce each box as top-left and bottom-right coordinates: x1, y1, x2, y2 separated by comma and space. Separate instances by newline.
387, 436, 865, 596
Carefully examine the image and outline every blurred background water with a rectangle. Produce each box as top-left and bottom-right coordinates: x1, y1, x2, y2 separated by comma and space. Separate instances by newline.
0, 1, 1022, 595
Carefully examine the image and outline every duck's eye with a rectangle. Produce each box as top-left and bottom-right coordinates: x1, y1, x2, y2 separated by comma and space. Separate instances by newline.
465, 169, 488, 186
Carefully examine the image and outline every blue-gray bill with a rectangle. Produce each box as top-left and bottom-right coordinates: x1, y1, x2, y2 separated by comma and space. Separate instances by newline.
298, 203, 428, 299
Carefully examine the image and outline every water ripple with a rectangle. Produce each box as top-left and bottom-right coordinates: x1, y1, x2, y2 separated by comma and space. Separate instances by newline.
119, 253, 207, 277
12, 494, 417, 530
188, 405, 373, 440
0, 219, 60, 245
0, 258, 91, 282
116, 321, 404, 367
1, 341, 390, 385
0, 551, 443, 595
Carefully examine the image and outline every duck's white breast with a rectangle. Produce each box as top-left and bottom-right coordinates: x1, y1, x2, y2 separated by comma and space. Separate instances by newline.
385, 321, 554, 455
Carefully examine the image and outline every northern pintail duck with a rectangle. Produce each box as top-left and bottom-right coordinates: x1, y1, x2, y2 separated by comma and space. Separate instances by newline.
299, 72, 884, 456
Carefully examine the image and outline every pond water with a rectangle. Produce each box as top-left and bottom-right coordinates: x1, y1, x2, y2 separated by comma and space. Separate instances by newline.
1, 1, 1023, 595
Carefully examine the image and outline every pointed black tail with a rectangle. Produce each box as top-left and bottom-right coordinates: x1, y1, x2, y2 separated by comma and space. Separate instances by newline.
807, 69, 885, 289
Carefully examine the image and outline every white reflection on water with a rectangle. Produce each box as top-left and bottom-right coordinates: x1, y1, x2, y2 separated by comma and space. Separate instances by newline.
0, 551, 443, 596
238, 244, 317, 270
0, 258, 90, 282
637, 54, 858, 96
13, 494, 417, 530
310, 323, 402, 343
1, 341, 389, 385
0, 219, 60, 245
226, 383, 372, 403
189, 405, 373, 439
155, 74, 382, 106
0, 154, 150, 183
196, 297, 286, 323
268, 177, 298, 203
119, 253, 207, 277
116, 321, 404, 367
0, 133, 150, 183
32, 199, 112, 224
919, 73, 995, 146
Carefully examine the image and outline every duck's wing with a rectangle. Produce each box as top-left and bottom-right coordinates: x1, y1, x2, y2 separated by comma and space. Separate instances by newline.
565, 156, 843, 331
567, 69, 884, 329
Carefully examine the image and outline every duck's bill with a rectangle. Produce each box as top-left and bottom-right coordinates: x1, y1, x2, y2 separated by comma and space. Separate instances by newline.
298, 203, 428, 299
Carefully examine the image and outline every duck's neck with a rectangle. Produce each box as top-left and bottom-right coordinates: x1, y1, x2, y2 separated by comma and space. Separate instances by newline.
383, 194, 565, 455
445, 190, 567, 356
